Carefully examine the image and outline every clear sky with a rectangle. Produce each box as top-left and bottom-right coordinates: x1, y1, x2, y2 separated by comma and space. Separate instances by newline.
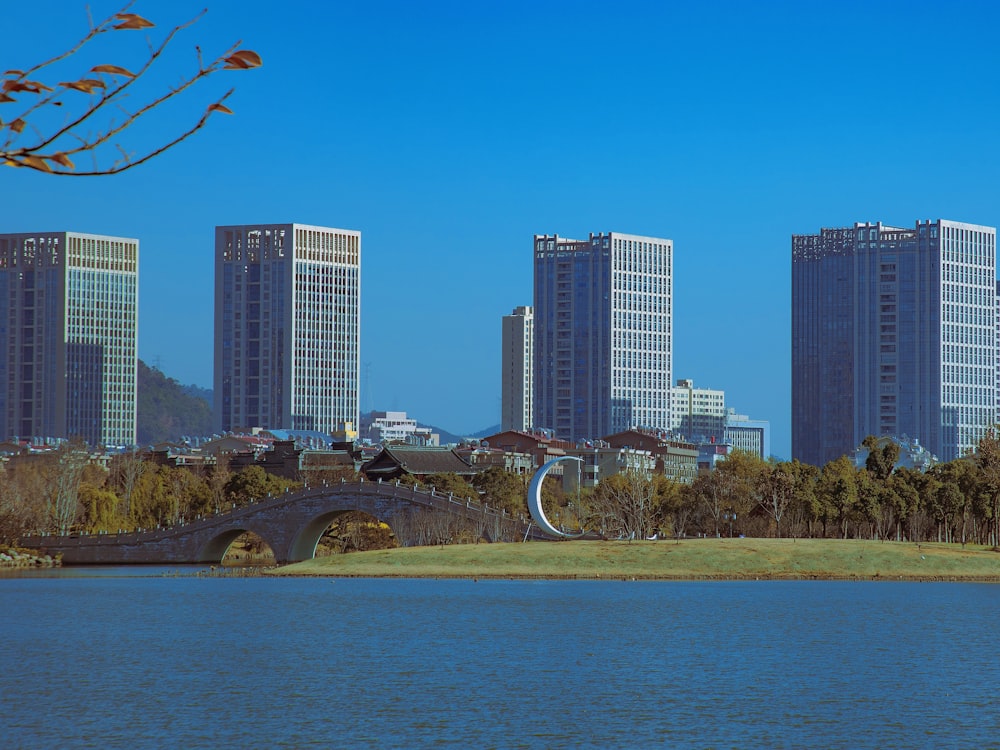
5, 0, 1000, 458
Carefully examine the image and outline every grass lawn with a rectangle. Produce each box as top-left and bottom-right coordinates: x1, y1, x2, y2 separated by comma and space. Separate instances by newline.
268, 537, 1000, 580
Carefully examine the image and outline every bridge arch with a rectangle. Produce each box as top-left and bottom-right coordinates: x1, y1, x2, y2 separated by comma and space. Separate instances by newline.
287, 509, 373, 562
197, 527, 279, 564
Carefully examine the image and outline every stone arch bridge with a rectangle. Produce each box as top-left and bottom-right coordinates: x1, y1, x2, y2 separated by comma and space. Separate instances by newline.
20, 479, 543, 565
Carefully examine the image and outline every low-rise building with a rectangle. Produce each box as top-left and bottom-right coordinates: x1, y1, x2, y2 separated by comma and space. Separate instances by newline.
603, 429, 699, 484
723, 410, 771, 460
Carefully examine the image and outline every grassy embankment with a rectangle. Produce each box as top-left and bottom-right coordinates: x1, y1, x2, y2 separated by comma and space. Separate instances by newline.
268, 537, 1000, 580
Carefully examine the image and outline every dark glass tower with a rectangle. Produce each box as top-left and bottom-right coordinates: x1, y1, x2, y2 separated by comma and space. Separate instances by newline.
533, 232, 672, 443
792, 220, 996, 465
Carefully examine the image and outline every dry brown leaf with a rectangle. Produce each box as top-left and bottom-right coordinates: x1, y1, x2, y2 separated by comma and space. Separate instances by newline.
91, 64, 137, 78
9, 118, 25, 133
0, 92, 15, 103
207, 102, 234, 115
21, 155, 51, 172
59, 79, 107, 94
223, 49, 263, 69
3, 79, 53, 94
113, 13, 155, 30
49, 152, 75, 169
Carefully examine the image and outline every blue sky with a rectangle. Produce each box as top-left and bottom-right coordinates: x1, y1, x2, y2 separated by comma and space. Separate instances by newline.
5, 0, 1000, 458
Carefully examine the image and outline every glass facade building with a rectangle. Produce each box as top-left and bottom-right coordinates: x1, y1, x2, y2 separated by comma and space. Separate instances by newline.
792, 219, 997, 465
0, 231, 138, 447
533, 232, 672, 442
214, 223, 360, 435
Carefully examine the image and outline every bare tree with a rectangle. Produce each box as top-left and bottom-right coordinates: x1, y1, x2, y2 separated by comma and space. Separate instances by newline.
48, 442, 90, 534
1, 2, 261, 175
759, 462, 793, 537
587, 471, 662, 540
109, 449, 145, 519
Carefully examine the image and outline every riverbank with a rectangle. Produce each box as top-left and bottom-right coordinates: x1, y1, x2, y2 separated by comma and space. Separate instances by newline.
268, 538, 1000, 580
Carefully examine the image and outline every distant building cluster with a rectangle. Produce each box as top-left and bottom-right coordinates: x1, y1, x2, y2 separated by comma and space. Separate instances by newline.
6, 215, 993, 479
0, 223, 359, 453
501, 231, 770, 464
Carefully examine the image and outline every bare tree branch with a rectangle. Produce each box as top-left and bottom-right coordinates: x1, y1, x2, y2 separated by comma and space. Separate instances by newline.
1, 2, 261, 175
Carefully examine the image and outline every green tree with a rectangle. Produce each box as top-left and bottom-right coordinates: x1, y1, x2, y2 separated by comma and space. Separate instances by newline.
861, 435, 900, 482
893, 467, 927, 542
79, 485, 123, 532
785, 460, 819, 538
817, 456, 858, 538
471, 466, 527, 515
223, 465, 291, 507
974, 428, 1000, 546
715, 450, 766, 530
399, 472, 479, 502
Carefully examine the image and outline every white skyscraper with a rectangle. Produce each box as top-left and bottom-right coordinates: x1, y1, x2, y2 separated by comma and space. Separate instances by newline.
214, 223, 360, 435
534, 232, 672, 442
501, 305, 533, 432
0, 231, 138, 447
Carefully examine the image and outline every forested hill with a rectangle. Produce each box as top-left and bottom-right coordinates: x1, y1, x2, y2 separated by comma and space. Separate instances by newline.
136, 360, 212, 445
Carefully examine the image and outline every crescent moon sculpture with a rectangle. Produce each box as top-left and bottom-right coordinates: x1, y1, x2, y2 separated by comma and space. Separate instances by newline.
527, 456, 585, 539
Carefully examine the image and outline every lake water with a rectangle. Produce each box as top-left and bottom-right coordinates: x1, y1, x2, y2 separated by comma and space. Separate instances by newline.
2, 574, 999, 749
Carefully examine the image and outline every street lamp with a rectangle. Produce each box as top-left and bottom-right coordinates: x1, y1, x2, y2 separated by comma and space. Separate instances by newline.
723, 510, 736, 538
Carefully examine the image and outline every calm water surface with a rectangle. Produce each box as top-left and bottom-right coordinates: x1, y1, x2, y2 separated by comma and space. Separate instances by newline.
2, 575, 999, 749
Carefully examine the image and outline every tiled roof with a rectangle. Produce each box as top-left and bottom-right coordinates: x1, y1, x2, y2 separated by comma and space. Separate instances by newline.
365, 446, 478, 476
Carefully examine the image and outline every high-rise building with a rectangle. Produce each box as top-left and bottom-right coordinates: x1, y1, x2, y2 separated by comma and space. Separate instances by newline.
500, 305, 533, 432
792, 219, 997, 465
214, 223, 360, 435
0, 231, 138, 447
670, 378, 726, 441
533, 232, 672, 442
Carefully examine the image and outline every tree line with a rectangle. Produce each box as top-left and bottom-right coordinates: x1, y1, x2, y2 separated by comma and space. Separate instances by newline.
0, 446, 299, 544
5, 432, 1000, 550
578, 433, 1000, 545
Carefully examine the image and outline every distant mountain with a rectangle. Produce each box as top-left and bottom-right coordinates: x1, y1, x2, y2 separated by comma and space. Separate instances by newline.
136, 360, 213, 445
181, 383, 213, 409
415, 422, 501, 445
470, 424, 502, 439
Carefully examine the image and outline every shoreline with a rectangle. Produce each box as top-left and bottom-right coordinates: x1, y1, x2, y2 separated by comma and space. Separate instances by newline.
265, 538, 1000, 582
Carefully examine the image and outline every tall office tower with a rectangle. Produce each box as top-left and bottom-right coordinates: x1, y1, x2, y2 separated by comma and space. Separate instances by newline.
214, 223, 360, 435
500, 306, 534, 432
0, 232, 138, 447
670, 378, 726, 441
533, 232, 672, 442
792, 219, 997, 465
